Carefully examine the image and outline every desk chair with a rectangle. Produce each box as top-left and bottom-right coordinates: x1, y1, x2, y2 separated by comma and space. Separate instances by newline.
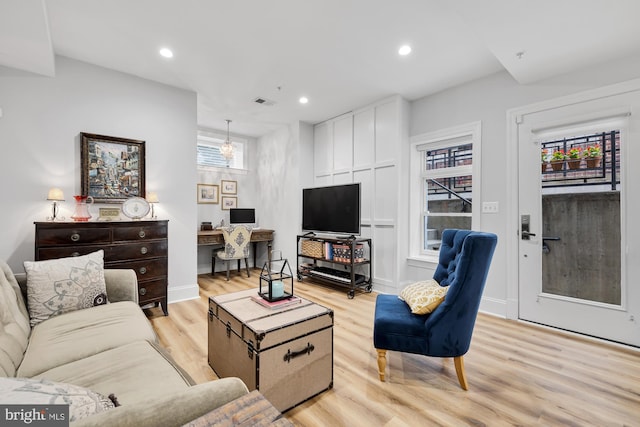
373, 229, 497, 389
212, 225, 253, 281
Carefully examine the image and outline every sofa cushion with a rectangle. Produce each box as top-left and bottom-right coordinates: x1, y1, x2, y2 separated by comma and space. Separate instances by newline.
33, 340, 193, 406
17, 301, 157, 378
0, 377, 115, 421
0, 260, 31, 377
24, 250, 108, 327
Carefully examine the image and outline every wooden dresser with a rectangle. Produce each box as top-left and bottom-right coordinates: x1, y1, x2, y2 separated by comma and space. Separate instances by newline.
34, 220, 169, 315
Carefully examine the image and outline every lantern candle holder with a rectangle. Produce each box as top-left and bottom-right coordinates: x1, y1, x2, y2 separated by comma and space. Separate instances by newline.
259, 251, 294, 302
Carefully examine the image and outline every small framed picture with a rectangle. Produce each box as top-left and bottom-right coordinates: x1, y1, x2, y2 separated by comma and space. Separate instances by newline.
221, 180, 237, 194
197, 184, 219, 204
221, 196, 237, 210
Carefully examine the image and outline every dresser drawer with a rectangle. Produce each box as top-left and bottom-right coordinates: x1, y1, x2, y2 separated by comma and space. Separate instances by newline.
138, 278, 167, 303
36, 245, 109, 261
113, 224, 168, 241
108, 258, 167, 281
36, 227, 111, 246
109, 241, 168, 261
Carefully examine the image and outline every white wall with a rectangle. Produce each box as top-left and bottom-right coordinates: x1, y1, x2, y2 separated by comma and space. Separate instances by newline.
256, 122, 314, 266
0, 56, 199, 303
409, 53, 640, 316
311, 96, 409, 294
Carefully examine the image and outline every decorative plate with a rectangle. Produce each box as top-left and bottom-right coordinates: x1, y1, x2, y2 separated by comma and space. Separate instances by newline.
121, 197, 150, 219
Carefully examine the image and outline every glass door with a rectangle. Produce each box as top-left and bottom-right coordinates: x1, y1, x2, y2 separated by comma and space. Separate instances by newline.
518, 112, 638, 346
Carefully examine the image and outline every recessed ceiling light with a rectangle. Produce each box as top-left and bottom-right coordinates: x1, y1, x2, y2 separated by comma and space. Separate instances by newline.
398, 45, 412, 56
299, 96, 309, 104
159, 48, 173, 58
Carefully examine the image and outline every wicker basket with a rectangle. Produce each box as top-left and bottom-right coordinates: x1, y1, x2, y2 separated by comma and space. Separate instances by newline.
301, 240, 324, 258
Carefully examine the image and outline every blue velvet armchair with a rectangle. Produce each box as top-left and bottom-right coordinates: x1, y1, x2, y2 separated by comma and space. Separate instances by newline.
373, 229, 497, 389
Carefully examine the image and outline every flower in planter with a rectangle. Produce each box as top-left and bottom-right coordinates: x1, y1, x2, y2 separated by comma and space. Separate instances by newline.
551, 150, 567, 161
583, 144, 602, 158
567, 147, 582, 159
541, 149, 549, 163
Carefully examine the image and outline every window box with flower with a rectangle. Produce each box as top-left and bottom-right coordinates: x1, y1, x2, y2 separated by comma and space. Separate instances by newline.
583, 144, 602, 168
541, 149, 549, 172
550, 150, 567, 171
566, 147, 582, 170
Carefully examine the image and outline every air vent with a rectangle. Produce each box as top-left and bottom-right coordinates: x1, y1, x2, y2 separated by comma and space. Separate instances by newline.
253, 97, 276, 106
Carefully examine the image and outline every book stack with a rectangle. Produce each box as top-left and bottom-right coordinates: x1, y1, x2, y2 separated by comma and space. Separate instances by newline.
324, 242, 333, 260
251, 294, 302, 310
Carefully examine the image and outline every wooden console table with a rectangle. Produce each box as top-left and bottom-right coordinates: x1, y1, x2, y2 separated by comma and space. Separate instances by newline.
197, 229, 274, 272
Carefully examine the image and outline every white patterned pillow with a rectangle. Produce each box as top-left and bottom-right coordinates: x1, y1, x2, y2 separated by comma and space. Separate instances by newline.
0, 377, 116, 421
24, 250, 108, 327
399, 279, 448, 315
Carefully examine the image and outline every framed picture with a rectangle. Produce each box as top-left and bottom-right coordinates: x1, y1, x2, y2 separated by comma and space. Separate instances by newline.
197, 184, 219, 204
221, 180, 237, 194
221, 196, 237, 210
80, 132, 146, 203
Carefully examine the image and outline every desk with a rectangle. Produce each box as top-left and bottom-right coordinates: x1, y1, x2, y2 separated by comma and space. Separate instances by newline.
198, 229, 274, 273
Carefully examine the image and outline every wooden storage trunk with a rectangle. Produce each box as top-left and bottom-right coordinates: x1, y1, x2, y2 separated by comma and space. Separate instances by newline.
208, 289, 333, 412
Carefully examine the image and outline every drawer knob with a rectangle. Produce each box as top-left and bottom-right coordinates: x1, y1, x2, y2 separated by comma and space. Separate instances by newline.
139, 267, 147, 275
70, 233, 80, 242
71, 252, 80, 257
140, 246, 148, 254
139, 287, 147, 296
139, 230, 146, 238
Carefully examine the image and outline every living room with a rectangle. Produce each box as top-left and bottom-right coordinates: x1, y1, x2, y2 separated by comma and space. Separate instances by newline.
1, 1, 640, 425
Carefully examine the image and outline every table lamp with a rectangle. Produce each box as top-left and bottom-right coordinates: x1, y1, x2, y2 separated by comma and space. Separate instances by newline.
146, 192, 159, 219
47, 188, 65, 221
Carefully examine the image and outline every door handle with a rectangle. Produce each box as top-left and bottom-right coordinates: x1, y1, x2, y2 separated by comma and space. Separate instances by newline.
521, 214, 535, 240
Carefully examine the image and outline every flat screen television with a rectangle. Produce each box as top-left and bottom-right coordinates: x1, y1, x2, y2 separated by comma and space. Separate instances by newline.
302, 183, 360, 235
230, 208, 255, 224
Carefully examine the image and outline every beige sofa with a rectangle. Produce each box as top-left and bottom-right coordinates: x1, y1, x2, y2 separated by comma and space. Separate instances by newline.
0, 259, 248, 426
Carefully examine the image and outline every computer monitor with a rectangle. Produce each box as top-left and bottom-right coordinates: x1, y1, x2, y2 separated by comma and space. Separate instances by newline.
230, 208, 256, 225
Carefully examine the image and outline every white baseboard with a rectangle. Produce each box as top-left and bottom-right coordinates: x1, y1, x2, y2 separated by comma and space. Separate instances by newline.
168, 283, 199, 304
479, 296, 507, 318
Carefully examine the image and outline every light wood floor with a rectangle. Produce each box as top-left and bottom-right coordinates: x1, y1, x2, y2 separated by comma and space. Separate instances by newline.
145, 270, 640, 426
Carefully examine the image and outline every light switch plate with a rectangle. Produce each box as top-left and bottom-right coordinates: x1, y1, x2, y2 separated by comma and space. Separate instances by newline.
482, 201, 499, 213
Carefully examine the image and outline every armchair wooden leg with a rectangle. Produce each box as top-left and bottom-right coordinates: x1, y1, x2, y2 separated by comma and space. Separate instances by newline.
226, 261, 230, 281
376, 349, 387, 381
244, 258, 250, 277
212, 256, 216, 275
454, 356, 468, 390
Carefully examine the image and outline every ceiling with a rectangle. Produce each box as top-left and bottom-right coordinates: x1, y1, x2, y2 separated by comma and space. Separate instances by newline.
3, 0, 640, 137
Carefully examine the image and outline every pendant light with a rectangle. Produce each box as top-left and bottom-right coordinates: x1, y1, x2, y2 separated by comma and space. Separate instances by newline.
220, 119, 234, 161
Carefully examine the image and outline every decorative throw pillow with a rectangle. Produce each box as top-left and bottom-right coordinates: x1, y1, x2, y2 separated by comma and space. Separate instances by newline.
0, 377, 116, 421
399, 279, 448, 315
24, 250, 108, 327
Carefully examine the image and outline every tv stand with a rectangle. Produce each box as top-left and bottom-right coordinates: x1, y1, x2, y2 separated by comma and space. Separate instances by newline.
296, 234, 372, 299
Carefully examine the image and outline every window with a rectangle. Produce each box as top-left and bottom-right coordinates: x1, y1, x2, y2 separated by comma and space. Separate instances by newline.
409, 122, 481, 261
197, 131, 245, 170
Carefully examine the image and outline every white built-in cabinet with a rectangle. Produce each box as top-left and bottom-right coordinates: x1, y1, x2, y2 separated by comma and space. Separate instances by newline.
312, 95, 409, 293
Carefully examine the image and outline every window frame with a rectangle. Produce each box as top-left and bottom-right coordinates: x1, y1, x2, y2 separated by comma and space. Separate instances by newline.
409, 121, 482, 264
197, 129, 247, 171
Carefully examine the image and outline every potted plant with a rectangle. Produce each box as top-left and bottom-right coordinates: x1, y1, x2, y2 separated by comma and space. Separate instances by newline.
541, 149, 549, 172
550, 150, 566, 171
566, 147, 582, 170
583, 144, 603, 168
